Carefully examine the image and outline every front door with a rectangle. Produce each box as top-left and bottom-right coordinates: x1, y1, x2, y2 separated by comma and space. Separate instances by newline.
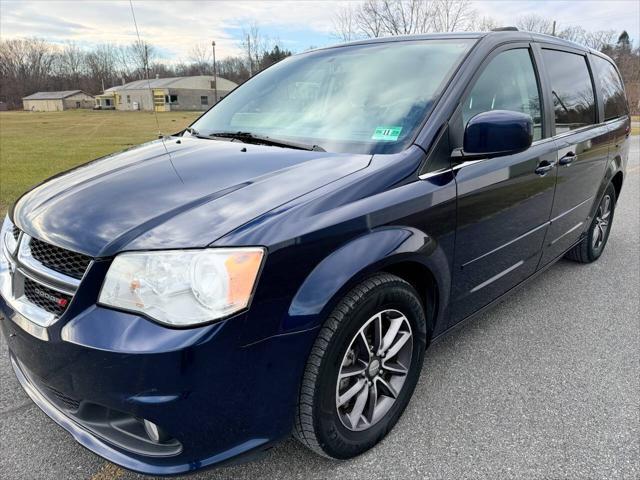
537, 47, 610, 266
449, 45, 557, 324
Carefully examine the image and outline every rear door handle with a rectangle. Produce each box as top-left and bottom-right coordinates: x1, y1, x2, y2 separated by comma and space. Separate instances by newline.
559, 152, 577, 166
535, 160, 555, 176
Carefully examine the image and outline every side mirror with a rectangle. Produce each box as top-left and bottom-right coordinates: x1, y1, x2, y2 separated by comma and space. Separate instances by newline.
456, 110, 533, 160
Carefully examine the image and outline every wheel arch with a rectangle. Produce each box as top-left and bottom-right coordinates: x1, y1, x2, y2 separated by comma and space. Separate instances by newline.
611, 170, 624, 202
381, 261, 439, 340
287, 226, 451, 341
589, 156, 624, 222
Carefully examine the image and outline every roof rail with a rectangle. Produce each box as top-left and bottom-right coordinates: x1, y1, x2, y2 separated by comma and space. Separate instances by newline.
491, 26, 519, 32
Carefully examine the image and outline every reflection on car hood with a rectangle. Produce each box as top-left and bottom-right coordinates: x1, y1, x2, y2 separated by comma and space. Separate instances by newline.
12, 137, 371, 257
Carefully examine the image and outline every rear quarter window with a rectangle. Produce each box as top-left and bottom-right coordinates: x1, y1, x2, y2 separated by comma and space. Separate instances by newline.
592, 55, 628, 120
542, 49, 596, 134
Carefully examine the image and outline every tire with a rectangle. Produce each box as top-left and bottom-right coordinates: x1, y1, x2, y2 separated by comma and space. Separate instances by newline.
294, 273, 427, 459
565, 182, 616, 263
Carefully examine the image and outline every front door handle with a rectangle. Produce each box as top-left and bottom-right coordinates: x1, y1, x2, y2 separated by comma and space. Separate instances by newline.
559, 152, 577, 166
535, 160, 555, 176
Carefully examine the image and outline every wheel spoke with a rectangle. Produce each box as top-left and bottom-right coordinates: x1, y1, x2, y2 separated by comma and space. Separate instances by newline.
380, 315, 405, 354
365, 380, 378, 423
338, 378, 366, 407
339, 360, 367, 380
358, 331, 372, 361
383, 331, 411, 361
347, 383, 369, 429
376, 377, 398, 399
592, 223, 601, 247
381, 359, 409, 375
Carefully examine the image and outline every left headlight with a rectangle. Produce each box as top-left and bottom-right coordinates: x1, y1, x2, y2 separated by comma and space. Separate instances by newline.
99, 248, 265, 327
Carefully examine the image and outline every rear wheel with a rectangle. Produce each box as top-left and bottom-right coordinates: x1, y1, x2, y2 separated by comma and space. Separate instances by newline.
565, 182, 616, 263
294, 273, 427, 459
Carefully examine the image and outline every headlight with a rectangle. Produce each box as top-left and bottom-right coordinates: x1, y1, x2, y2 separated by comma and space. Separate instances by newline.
1, 215, 18, 259
99, 248, 265, 327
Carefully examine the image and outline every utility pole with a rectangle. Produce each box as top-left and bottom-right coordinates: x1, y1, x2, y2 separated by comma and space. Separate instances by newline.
552, 20, 556, 36
211, 40, 218, 104
247, 34, 252, 76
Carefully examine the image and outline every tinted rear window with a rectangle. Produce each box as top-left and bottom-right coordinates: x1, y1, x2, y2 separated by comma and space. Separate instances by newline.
542, 49, 596, 134
592, 55, 628, 120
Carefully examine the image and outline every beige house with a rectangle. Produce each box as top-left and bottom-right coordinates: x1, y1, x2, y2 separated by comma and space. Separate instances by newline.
95, 75, 237, 112
22, 90, 95, 111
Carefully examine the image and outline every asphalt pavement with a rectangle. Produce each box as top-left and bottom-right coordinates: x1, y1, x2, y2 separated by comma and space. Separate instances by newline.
1, 136, 638, 480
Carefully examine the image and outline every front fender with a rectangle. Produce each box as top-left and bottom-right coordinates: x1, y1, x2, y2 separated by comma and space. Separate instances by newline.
287, 226, 451, 331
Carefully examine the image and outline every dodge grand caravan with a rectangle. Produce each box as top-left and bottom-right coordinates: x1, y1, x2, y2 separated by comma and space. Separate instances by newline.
0, 30, 630, 475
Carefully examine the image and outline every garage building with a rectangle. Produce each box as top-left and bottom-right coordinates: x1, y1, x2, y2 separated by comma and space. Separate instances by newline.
95, 75, 238, 112
22, 91, 95, 111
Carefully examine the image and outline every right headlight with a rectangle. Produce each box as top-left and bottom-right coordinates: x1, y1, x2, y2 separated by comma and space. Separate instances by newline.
99, 247, 265, 327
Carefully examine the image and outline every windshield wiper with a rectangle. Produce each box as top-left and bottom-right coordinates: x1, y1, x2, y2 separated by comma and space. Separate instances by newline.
209, 131, 325, 152
183, 127, 210, 139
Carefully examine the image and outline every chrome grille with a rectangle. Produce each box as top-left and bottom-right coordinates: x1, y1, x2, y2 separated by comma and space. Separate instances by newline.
29, 237, 91, 280
12, 225, 20, 241
23, 277, 71, 316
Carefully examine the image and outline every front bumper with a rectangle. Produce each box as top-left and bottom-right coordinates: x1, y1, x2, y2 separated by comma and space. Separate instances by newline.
0, 296, 318, 475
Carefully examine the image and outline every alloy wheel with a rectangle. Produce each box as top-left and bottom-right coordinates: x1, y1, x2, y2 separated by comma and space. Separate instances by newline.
335, 309, 413, 431
592, 194, 612, 250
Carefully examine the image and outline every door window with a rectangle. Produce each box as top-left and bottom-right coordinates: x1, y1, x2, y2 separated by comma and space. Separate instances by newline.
463, 49, 543, 141
592, 55, 628, 120
542, 49, 596, 133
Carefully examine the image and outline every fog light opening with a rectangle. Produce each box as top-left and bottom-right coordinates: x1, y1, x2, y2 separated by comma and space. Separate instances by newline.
143, 419, 167, 443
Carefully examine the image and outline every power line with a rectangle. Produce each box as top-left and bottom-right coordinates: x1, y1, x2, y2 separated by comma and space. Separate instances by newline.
128, 0, 183, 183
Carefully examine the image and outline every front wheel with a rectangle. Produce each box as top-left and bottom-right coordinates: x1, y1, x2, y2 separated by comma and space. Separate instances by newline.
565, 182, 616, 263
294, 273, 427, 459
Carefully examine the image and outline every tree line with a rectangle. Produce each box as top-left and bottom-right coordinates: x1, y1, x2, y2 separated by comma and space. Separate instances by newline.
331, 3, 638, 112
0, 4, 638, 112
0, 29, 291, 110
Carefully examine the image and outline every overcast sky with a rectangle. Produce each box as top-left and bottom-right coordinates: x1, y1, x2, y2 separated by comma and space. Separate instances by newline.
1, 0, 638, 61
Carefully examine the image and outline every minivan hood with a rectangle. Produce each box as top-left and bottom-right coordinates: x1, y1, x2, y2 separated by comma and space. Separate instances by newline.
12, 137, 371, 257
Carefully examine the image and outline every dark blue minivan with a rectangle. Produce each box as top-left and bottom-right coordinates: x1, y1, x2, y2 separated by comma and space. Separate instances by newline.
0, 30, 630, 475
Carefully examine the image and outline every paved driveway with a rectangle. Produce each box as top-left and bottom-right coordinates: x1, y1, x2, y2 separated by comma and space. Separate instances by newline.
1, 136, 638, 480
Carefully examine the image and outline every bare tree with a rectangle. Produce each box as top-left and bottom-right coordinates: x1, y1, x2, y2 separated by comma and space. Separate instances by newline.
516, 14, 553, 34
84, 43, 120, 92
128, 39, 156, 78
582, 30, 617, 50
332, 3, 359, 42
474, 16, 500, 31
188, 43, 212, 75
432, 0, 475, 32
355, 0, 387, 37
58, 42, 86, 82
331, 0, 475, 40
240, 23, 269, 75
0, 38, 56, 108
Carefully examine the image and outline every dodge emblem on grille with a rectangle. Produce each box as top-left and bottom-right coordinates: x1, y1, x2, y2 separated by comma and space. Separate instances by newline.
33, 287, 68, 307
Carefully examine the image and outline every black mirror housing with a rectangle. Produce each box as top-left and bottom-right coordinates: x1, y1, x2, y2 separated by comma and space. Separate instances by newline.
461, 110, 533, 159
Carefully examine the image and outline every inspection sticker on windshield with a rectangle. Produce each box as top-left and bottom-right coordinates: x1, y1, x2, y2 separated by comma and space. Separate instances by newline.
372, 126, 402, 141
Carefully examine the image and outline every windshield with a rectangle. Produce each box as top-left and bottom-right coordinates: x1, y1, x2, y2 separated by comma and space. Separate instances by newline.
191, 39, 475, 154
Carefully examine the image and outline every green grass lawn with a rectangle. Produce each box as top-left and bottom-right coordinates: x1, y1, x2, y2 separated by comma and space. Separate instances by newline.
0, 110, 200, 214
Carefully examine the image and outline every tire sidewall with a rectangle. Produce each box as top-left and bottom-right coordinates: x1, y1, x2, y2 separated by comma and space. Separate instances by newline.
313, 279, 427, 459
